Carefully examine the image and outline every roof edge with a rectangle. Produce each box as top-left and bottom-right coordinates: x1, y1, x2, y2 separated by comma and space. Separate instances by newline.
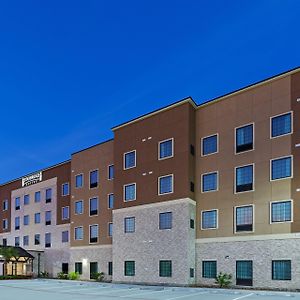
71, 138, 114, 156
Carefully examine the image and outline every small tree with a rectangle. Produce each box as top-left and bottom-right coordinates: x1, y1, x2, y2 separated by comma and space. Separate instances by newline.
215, 272, 232, 288
0, 247, 19, 276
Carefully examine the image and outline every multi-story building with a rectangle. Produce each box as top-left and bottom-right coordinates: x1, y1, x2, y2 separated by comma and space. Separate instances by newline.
1, 67, 300, 289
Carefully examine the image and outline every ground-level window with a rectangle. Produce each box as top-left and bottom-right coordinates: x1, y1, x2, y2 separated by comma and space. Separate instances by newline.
108, 261, 113, 276
190, 268, 195, 278
236, 260, 253, 286
202, 261, 217, 278
75, 262, 83, 275
272, 260, 291, 280
159, 260, 172, 277
62, 263, 69, 274
90, 262, 98, 279
124, 261, 135, 276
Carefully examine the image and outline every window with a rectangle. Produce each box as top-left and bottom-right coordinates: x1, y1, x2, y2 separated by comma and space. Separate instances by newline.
272, 260, 291, 280
15, 197, 20, 210
75, 226, 83, 240
271, 112, 292, 138
190, 219, 195, 229
35, 213, 41, 224
62, 230, 69, 243
190, 181, 195, 193
45, 233, 51, 248
158, 175, 173, 195
124, 217, 135, 233
2, 219, 8, 230
45, 211, 51, 226
159, 138, 174, 160
89, 225, 98, 243
235, 164, 254, 193
124, 150, 136, 169
90, 262, 98, 279
62, 206, 70, 220
24, 194, 30, 205
75, 200, 83, 214
15, 217, 20, 230
236, 261, 253, 286
34, 234, 40, 245
62, 263, 69, 274
271, 156, 292, 181
90, 170, 99, 188
35, 191, 41, 203
24, 215, 29, 226
108, 262, 113, 276
108, 165, 114, 180
202, 172, 218, 192
46, 188, 52, 203
108, 223, 113, 237
15, 237, 20, 247
124, 261, 135, 276
201, 210, 217, 230
62, 183, 69, 196
3, 199, 8, 211
23, 235, 29, 246
190, 144, 195, 156
2, 238, 7, 246
159, 260, 172, 277
108, 194, 114, 209
235, 124, 254, 153
271, 201, 292, 223
159, 212, 172, 230
190, 268, 195, 278
202, 261, 217, 278
235, 205, 253, 232
89, 197, 98, 216
75, 174, 83, 188
75, 262, 83, 275
202, 134, 218, 156
124, 183, 136, 201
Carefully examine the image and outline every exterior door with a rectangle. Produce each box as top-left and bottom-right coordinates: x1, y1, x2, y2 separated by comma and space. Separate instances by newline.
236, 260, 253, 286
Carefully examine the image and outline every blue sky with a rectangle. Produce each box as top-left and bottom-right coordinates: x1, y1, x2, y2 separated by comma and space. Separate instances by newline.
0, 0, 299, 183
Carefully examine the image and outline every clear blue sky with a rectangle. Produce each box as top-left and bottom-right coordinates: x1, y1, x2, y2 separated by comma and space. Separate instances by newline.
0, 0, 299, 183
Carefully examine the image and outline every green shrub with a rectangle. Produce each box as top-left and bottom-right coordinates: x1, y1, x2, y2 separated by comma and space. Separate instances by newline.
215, 272, 232, 288
68, 272, 80, 280
40, 271, 49, 278
90, 272, 105, 281
0, 275, 32, 280
57, 272, 69, 280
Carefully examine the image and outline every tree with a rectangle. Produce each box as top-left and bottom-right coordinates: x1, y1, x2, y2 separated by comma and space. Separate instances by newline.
0, 247, 19, 276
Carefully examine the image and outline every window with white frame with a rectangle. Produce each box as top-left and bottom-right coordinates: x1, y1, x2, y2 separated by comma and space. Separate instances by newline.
201, 210, 217, 229
271, 112, 292, 138
45, 188, 52, 203
271, 156, 292, 180
3, 199, 8, 211
235, 165, 254, 193
62, 206, 70, 220
108, 223, 113, 237
89, 197, 98, 216
89, 225, 98, 243
202, 134, 218, 156
124, 183, 136, 201
202, 172, 218, 192
75, 226, 83, 240
62, 183, 69, 196
108, 165, 114, 180
15, 197, 20, 210
75, 174, 83, 188
235, 124, 254, 153
235, 205, 253, 232
45, 211, 51, 226
75, 200, 83, 214
15, 216, 20, 230
124, 150, 136, 169
62, 230, 69, 243
90, 170, 99, 188
124, 217, 135, 233
159, 212, 172, 230
271, 201, 292, 223
45, 233, 51, 248
158, 175, 173, 195
108, 194, 114, 209
159, 138, 173, 159
2, 219, 8, 230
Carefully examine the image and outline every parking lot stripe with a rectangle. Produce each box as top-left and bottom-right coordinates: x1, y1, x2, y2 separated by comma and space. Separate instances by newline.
120, 289, 166, 297
232, 293, 254, 300
164, 291, 208, 300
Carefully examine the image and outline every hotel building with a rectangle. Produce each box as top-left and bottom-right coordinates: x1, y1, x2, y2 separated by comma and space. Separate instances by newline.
1, 67, 300, 289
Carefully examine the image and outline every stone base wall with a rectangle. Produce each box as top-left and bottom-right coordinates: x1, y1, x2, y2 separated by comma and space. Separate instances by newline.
196, 236, 300, 289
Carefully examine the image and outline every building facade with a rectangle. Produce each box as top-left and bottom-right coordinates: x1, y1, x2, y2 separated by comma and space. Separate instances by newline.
1, 67, 300, 289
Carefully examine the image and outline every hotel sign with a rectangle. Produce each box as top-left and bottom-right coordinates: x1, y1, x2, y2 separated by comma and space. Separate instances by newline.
22, 172, 42, 187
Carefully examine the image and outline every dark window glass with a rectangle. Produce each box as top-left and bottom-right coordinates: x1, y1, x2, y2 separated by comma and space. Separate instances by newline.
15, 197, 20, 210
271, 157, 292, 180
159, 175, 173, 194
124, 184, 136, 201
45, 211, 51, 225
202, 135, 217, 156
45, 233, 51, 248
90, 170, 99, 188
46, 188, 52, 203
190, 219, 195, 229
202, 261, 217, 278
62, 183, 69, 196
90, 262, 98, 279
202, 210, 217, 229
89, 197, 98, 216
75, 262, 83, 275
62, 231, 69, 243
108, 165, 114, 180
124, 261, 135, 276
202, 172, 218, 192
271, 113, 292, 137
124, 151, 136, 169
236, 206, 253, 232
159, 139, 173, 159
108, 194, 114, 209
124, 217, 135, 233
62, 263, 69, 274
190, 144, 195, 156
271, 201, 292, 223
89, 225, 98, 243
159, 260, 172, 277
159, 212, 172, 230
236, 124, 253, 153
236, 165, 253, 192
190, 268, 195, 278
272, 260, 291, 280
75, 174, 83, 188
34, 234, 40, 245
236, 261, 253, 286
108, 262, 113, 276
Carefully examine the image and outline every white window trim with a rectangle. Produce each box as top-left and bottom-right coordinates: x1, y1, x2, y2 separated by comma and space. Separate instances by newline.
89, 169, 99, 189
234, 163, 255, 194
123, 150, 137, 170
108, 222, 113, 237
201, 171, 219, 193
75, 173, 84, 189
108, 193, 114, 209
45, 232, 51, 247
158, 174, 174, 196
89, 197, 99, 217
62, 206, 70, 220
270, 111, 293, 139
61, 182, 70, 196
270, 155, 293, 182
124, 217, 135, 233
3, 218, 8, 230
201, 209, 218, 230
74, 226, 84, 241
74, 200, 84, 215
108, 164, 114, 180
89, 224, 99, 244
270, 200, 293, 224
234, 122, 255, 155
158, 138, 174, 161
201, 133, 219, 157
123, 183, 137, 202
234, 204, 255, 234
3, 199, 8, 211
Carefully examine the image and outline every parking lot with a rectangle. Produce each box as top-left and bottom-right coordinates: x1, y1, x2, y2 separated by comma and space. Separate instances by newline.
0, 279, 298, 300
